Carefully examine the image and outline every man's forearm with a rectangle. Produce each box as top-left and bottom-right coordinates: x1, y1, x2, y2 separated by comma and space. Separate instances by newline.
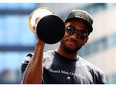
21, 40, 45, 84
21, 58, 43, 84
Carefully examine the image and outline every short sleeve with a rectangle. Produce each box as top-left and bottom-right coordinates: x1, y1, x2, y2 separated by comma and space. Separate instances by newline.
99, 73, 107, 84
21, 53, 33, 77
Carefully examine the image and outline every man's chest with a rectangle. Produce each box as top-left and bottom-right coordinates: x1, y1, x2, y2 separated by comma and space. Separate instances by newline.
43, 63, 93, 84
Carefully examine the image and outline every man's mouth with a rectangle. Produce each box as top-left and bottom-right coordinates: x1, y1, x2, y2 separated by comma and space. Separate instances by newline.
66, 40, 77, 47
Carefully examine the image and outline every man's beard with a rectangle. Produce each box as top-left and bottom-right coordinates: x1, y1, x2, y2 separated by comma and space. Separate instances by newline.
60, 39, 82, 54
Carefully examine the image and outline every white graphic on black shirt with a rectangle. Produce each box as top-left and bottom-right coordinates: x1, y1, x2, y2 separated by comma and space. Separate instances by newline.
49, 69, 86, 80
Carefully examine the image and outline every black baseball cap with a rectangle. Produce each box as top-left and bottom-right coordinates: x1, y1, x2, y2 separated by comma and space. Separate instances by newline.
65, 10, 93, 34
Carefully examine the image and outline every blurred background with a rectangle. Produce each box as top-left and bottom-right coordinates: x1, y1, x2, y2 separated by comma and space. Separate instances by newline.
0, 3, 116, 84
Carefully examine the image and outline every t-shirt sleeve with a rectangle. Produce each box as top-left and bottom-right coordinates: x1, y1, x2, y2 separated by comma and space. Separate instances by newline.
98, 72, 107, 84
21, 53, 33, 77
90, 67, 107, 84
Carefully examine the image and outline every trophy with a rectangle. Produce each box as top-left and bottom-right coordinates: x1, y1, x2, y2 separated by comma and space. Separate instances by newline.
28, 7, 65, 44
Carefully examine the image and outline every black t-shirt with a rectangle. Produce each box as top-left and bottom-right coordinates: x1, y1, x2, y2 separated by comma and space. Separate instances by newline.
21, 50, 106, 84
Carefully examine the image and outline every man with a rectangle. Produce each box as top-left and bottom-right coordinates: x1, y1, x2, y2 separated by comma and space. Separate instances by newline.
21, 9, 107, 84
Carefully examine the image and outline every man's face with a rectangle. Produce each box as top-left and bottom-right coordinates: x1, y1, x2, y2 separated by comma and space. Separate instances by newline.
60, 20, 89, 54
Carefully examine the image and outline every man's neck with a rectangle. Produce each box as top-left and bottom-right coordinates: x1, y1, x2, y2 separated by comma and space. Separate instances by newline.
56, 47, 78, 60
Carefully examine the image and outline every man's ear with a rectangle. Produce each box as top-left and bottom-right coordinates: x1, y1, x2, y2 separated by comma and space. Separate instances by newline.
83, 37, 89, 45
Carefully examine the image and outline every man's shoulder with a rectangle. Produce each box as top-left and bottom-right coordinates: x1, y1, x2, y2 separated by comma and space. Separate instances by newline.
78, 56, 106, 84
22, 50, 55, 63
78, 56, 104, 74
21, 53, 33, 64
43, 50, 55, 58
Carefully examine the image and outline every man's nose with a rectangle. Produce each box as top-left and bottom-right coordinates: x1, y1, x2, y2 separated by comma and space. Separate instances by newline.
70, 33, 78, 39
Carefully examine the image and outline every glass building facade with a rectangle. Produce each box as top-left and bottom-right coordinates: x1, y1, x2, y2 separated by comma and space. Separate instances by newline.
0, 3, 38, 83
78, 33, 116, 58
